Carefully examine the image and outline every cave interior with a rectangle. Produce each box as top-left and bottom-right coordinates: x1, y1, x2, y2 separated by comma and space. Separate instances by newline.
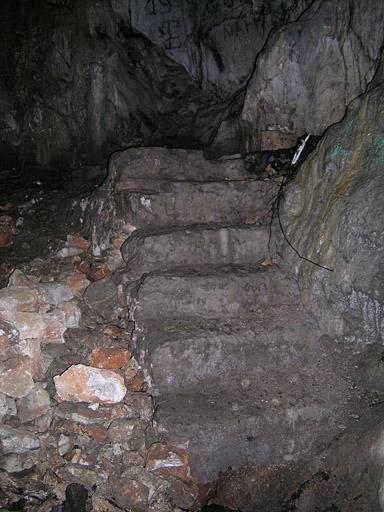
1, 1, 384, 511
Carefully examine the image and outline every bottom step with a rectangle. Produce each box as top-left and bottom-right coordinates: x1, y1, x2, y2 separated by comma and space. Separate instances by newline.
155, 386, 343, 483
141, 309, 315, 395
147, 314, 361, 482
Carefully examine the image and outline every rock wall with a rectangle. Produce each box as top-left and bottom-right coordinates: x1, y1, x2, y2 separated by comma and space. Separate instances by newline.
279, 58, 384, 385
210, 0, 384, 155
0, 0, 311, 168
2, 0, 383, 167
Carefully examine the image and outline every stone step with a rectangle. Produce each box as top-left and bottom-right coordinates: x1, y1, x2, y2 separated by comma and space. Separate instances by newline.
155, 375, 343, 483
150, 312, 353, 482
111, 147, 251, 185
121, 224, 272, 276
133, 310, 360, 484
137, 308, 312, 396
115, 179, 278, 231
127, 265, 300, 322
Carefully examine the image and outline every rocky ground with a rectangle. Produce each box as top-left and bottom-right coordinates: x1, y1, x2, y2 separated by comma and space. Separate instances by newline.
0, 165, 211, 512
1, 111, 384, 511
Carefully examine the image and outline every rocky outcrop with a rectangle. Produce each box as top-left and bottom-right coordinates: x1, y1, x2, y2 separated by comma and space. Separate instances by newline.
0, 0, 311, 168
0, 228, 208, 511
77, 121, 384, 509
80, 142, 381, 510
280, 61, 384, 349
252, 68, 384, 511
211, 0, 384, 155
2, 122, 384, 508
2, 0, 382, 166
274, 58, 384, 362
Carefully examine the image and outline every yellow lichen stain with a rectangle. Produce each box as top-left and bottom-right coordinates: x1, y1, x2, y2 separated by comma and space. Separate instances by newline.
288, 95, 375, 295
333, 143, 363, 199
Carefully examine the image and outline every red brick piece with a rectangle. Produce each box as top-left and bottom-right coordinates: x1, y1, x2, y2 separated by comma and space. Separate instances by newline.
90, 347, 131, 369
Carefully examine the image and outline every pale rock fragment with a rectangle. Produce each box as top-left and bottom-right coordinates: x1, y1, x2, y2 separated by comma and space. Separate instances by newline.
0, 287, 42, 312
17, 385, 51, 423
54, 364, 126, 403
57, 301, 81, 329
0, 424, 40, 453
0, 391, 16, 419
0, 311, 46, 339
37, 282, 74, 305
0, 356, 34, 398
41, 310, 67, 343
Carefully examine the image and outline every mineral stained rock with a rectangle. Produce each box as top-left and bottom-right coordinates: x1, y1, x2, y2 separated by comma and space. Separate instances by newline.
54, 364, 127, 403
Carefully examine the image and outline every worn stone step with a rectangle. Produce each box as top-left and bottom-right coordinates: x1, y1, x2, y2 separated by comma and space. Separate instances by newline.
111, 147, 251, 185
115, 179, 278, 230
134, 314, 365, 484
122, 224, 272, 276
151, 314, 356, 482
127, 265, 300, 322
137, 308, 313, 396
155, 373, 344, 483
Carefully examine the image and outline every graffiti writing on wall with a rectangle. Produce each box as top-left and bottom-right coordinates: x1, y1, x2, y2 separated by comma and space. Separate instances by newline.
143, 0, 255, 53
144, 0, 184, 50
48, 0, 72, 7
158, 19, 182, 49
145, 0, 173, 16
203, 1, 255, 39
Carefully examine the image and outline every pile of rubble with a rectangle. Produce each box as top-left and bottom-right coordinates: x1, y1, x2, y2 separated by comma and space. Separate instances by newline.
0, 235, 206, 512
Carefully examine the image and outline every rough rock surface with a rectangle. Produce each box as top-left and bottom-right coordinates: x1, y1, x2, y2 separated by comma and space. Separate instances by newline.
0, 0, 311, 167
211, 0, 384, 155
5, 0, 382, 165
2, 127, 384, 510
1, 26, 384, 508
54, 364, 127, 404
80, 140, 384, 510
0, 356, 35, 398
83, 146, 279, 256
90, 347, 131, 369
17, 385, 51, 422
280, 61, 384, 352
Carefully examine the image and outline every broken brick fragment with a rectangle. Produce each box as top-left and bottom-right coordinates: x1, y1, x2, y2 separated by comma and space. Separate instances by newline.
90, 347, 131, 369
145, 443, 191, 481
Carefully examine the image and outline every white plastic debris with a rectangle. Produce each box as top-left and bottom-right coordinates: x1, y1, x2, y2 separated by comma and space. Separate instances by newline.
292, 134, 310, 166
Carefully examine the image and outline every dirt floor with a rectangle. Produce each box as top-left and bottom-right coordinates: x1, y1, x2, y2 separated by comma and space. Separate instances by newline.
0, 165, 106, 286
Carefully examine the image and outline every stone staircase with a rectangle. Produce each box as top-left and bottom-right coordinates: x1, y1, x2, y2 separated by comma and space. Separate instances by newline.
98, 148, 348, 484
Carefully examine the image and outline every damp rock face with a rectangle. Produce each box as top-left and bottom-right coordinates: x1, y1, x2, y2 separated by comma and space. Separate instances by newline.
280, 61, 384, 349
211, 0, 384, 155
4, 0, 377, 167
0, 0, 311, 167
54, 364, 127, 403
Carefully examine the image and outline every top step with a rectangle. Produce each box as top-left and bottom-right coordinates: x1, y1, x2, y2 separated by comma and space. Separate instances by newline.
110, 147, 252, 187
